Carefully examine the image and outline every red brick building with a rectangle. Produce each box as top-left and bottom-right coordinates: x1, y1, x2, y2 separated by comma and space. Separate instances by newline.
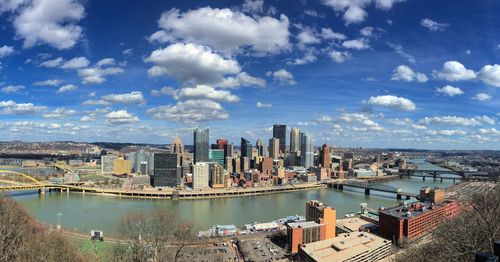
379, 201, 460, 244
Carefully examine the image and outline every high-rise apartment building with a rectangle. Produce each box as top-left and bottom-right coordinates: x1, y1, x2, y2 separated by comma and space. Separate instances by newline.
194, 127, 209, 163
209, 163, 225, 188
192, 162, 209, 189
269, 138, 280, 159
273, 124, 286, 153
290, 128, 301, 153
300, 132, 314, 169
319, 144, 331, 168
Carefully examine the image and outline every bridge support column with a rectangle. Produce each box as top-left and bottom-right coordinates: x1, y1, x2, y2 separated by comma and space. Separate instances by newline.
38, 188, 45, 195
66, 188, 69, 193
433, 173, 437, 180
440, 178, 443, 183
338, 185, 343, 190
406, 196, 411, 200
364, 188, 370, 195
397, 194, 402, 200
423, 176, 426, 181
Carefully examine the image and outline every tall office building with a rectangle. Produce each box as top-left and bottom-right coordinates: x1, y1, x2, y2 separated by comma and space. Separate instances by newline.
101, 155, 116, 174
301, 132, 314, 169
152, 153, 182, 188
194, 127, 209, 163
209, 163, 225, 188
224, 143, 233, 159
269, 138, 280, 159
192, 162, 209, 189
290, 128, 301, 153
273, 124, 286, 153
216, 138, 228, 150
209, 149, 225, 165
240, 137, 253, 159
256, 139, 268, 157
319, 144, 331, 168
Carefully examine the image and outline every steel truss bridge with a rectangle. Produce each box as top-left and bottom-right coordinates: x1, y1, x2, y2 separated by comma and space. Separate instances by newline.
399, 169, 494, 182
327, 180, 418, 199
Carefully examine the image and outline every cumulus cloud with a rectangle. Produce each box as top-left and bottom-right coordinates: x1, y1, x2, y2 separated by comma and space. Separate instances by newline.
101, 91, 146, 104
320, 28, 346, 41
329, 50, 351, 63
367, 95, 416, 111
57, 84, 77, 93
388, 42, 415, 63
12, 0, 85, 49
420, 18, 448, 31
0, 100, 47, 115
420, 116, 495, 126
342, 38, 370, 50
105, 110, 139, 124
256, 102, 272, 108
321, 0, 405, 25
427, 129, 466, 136
478, 128, 500, 135
339, 112, 384, 131
42, 108, 77, 119
145, 43, 240, 85
33, 79, 63, 86
146, 99, 229, 124
216, 72, 267, 88
435, 85, 464, 97
296, 26, 321, 48
287, 50, 317, 66
391, 65, 428, 82
78, 65, 124, 84
169, 85, 240, 102
149, 7, 290, 55
39, 57, 63, 67
60, 56, 89, 69
267, 69, 296, 85
477, 64, 500, 87
1, 85, 25, 94
433, 61, 476, 81
0, 45, 14, 57
471, 93, 492, 101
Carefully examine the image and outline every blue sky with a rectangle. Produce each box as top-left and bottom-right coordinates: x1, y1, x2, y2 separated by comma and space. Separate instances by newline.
0, 0, 499, 149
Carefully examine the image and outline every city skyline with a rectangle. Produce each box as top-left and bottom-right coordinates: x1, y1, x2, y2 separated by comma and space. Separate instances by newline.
0, 0, 499, 150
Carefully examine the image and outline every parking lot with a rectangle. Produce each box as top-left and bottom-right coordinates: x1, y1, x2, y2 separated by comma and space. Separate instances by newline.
239, 235, 287, 262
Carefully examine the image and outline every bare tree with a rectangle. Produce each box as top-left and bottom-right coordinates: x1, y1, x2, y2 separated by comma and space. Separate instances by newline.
110, 208, 194, 262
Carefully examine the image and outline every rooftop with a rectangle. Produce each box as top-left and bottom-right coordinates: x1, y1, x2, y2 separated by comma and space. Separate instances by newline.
379, 201, 450, 220
336, 217, 376, 232
287, 221, 321, 229
300, 232, 391, 261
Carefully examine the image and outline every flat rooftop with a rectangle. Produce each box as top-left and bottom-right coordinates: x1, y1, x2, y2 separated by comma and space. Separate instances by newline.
336, 217, 376, 232
287, 221, 320, 229
379, 202, 447, 220
300, 232, 391, 261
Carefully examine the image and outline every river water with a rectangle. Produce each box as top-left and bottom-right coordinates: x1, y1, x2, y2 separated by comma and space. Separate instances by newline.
10, 159, 459, 233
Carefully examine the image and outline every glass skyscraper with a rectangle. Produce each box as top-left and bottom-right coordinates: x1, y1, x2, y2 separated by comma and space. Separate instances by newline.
300, 132, 314, 169
273, 124, 286, 153
194, 127, 209, 163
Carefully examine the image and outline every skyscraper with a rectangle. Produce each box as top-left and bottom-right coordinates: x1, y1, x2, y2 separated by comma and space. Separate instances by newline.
153, 153, 182, 188
319, 144, 331, 168
216, 138, 228, 149
301, 132, 314, 169
273, 124, 286, 153
256, 139, 268, 157
290, 128, 301, 153
194, 127, 209, 163
240, 137, 253, 159
269, 138, 280, 159
192, 162, 209, 189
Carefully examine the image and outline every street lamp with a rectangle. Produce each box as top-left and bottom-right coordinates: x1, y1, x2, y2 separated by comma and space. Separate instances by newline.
57, 213, 62, 231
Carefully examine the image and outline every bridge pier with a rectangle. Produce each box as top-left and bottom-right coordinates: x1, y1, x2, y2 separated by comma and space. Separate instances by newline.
397, 194, 402, 200
423, 176, 426, 181
440, 177, 443, 183
339, 184, 343, 190
406, 196, 411, 200
38, 188, 45, 195
433, 173, 437, 180
364, 188, 370, 195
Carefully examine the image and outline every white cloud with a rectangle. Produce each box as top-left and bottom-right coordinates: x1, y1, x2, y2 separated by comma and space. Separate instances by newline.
367, 95, 416, 111
297, 26, 321, 48
1, 85, 25, 94
216, 72, 267, 88
267, 69, 296, 85
287, 51, 317, 66
420, 116, 495, 126
329, 50, 351, 63
57, 84, 77, 93
169, 85, 240, 102
471, 93, 492, 101
477, 64, 500, 87
427, 129, 466, 136
150, 86, 175, 96
256, 102, 272, 108
33, 79, 63, 86
388, 42, 415, 63
42, 108, 77, 119
435, 85, 464, 97
342, 38, 370, 50
433, 61, 476, 81
391, 65, 428, 82
145, 43, 240, 85
101, 91, 146, 104
478, 128, 500, 135
60, 57, 89, 69
39, 57, 63, 67
241, 0, 264, 14
12, 0, 85, 49
96, 58, 115, 67
81, 99, 111, 106
321, 0, 405, 25
0, 100, 47, 115
420, 18, 448, 31
149, 7, 290, 55
105, 110, 139, 125
122, 48, 133, 55
0, 45, 14, 57
360, 26, 374, 37
146, 99, 229, 124
339, 112, 384, 131
0, 0, 25, 12
320, 28, 346, 41
78, 66, 124, 84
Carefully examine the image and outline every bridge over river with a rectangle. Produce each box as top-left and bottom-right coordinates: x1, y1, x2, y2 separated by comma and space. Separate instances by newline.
327, 180, 418, 200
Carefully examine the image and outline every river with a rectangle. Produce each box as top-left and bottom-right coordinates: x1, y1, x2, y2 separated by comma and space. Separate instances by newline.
10, 159, 459, 233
